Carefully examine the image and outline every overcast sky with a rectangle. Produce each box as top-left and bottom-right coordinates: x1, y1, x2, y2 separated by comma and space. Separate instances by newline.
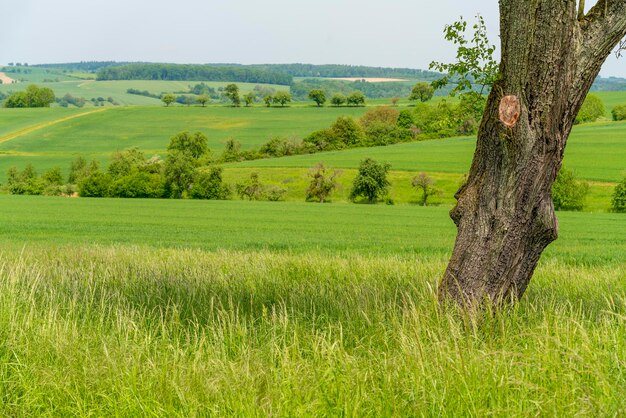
2, 0, 624, 77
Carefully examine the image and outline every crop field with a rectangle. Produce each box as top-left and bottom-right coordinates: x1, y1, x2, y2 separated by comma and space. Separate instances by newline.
1, 105, 625, 181
0, 105, 370, 176
0, 82, 625, 415
0, 195, 625, 415
0, 79, 291, 106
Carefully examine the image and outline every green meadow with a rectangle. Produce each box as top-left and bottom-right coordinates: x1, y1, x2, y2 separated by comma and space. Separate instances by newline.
1, 106, 625, 182
0, 79, 291, 106
1, 97, 625, 211
0, 195, 625, 415
0, 80, 625, 415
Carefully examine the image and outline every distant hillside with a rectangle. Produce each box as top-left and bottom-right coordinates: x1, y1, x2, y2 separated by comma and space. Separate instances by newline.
31, 61, 133, 72
591, 76, 626, 92
245, 64, 442, 80
24, 62, 626, 92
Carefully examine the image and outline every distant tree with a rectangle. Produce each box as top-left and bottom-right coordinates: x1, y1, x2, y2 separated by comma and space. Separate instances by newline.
161, 93, 175, 107
330, 93, 346, 107
330, 116, 366, 147
409, 82, 434, 102
611, 104, 626, 121
575, 93, 605, 124
4, 84, 55, 108
412, 172, 441, 206
197, 94, 209, 107
349, 158, 391, 203
224, 83, 241, 107
390, 96, 400, 106
164, 150, 196, 198
263, 94, 273, 107
27, 84, 55, 107
272, 91, 292, 107
190, 166, 231, 200
167, 131, 209, 160
5, 92, 28, 108
552, 166, 589, 211
70, 158, 99, 185
308, 89, 326, 107
611, 176, 626, 213
42, 167, 64, 186
243, 92, 256, 107
220, 138, 242, 162
306, 163, 341, 203
106, 148, 146, 179
346, 91, 366, 107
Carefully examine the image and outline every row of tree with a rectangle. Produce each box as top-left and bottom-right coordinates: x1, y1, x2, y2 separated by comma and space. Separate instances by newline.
96, 64, 293, 85
7, 148, 623, 211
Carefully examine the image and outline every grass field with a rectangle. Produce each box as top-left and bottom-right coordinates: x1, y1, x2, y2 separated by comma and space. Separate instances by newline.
0, 66, 78, 83
0, 80, 292, 106
1, 195, 624, 263
0, 195, 625, 415
1, 74, 626, 415
233, 121, 626, 183
0, 105, 371, 176
1, 106, 625, 181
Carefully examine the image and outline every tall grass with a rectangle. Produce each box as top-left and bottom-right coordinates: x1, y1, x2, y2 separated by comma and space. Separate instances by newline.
1, 245, 624, 416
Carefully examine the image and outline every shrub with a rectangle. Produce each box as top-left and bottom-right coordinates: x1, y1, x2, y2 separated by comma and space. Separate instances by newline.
611, 176, 626, 213
397, 110, 416, 129
190, 166, 231, 200
236, 172, 285, 201
259, 136, 304, 157
306, 163, 341, 203
107, 148, 146, 179
303, 129, 337, 152
611, 104, 626, 121
109, 172, 165, 198
575, 93, 605, 124
330, 117, 366, 147
265, 185, 287, 201
79, 172, 112, 197
5, 164, 44, 195
236, 172, 265, 200
552, 166, 589, 211
219, 138, 243, 162
350, 158, 391, 203
360, 107, 400, 130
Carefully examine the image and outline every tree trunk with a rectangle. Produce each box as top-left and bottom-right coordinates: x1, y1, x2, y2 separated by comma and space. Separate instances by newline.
439, 0, 626, 307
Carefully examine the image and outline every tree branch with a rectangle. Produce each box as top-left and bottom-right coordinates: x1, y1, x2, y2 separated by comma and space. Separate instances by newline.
572, 0, 626, 107
578, 0, 586, 21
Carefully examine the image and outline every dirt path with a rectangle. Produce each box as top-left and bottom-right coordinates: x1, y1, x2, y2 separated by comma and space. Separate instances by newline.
0, 72, 15, 84
0, 108, 109, 145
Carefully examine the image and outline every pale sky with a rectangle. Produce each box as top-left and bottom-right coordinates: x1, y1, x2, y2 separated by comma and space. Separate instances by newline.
2, 0, 624, 77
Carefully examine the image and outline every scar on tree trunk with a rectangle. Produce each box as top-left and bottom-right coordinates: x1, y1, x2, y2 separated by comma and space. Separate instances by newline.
438, 0, 626, 309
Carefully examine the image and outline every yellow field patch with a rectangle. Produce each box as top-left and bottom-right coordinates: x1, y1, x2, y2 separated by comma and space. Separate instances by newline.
212, 120, 249, 130
0, 108, 109, 144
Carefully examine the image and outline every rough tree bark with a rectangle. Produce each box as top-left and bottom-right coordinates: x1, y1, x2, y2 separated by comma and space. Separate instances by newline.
439, 0, 626, 307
